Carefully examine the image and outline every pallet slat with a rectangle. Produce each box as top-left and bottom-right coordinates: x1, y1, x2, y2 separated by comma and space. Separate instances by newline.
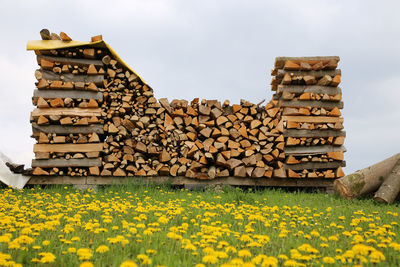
283, 116, 344, 123
41, 70, 104, 85
284, 129, 346, 138
37, 55, 103, 67
279, 100, 343, 109
31, 108, 101, 118
285, 145, 346, 156
32, 123, 104, 135
27, 176, 335, 188
33, 143, 103, 153
284, 161, 346, 170
32, 158, 101, 167
33, 89, 103, 100
276, 69, 341, 78
277, 85, 342, 95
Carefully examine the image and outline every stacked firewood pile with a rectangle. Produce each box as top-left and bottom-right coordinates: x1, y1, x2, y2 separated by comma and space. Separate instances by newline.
29, 31, 346, 179
31, 32, 106, 176
30, 30, 287, 178
271, 57, 346, 178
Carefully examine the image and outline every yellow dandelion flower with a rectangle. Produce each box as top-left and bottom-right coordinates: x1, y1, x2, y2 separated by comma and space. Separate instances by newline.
283, 259, 299, 266
146, 249, 156, 254
71, 236, 81, 242
42, 240, 50, 246
370, 250, 385, 263
322, 257, 335, 264
68, 247, 76, 253
202, 255, 218, 264
278, 254, 288, 260
120, 260, 138, 267
39, 252, 56, 263
238, 249, 252, 258
77, 248, 92, 260
137, 254, 152, 265
96, 245, 109, 253
80, 262, 94, 267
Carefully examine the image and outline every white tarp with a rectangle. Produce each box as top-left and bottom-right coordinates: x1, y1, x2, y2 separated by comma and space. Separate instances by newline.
0, 152, 30, 189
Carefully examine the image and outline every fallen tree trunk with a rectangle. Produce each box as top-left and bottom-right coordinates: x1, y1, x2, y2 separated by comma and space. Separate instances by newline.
334, 153, 400, 199
374, 159, 400, 204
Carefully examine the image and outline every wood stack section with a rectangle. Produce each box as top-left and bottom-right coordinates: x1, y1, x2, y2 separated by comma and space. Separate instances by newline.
29, 35, 345, 180
31, 48, 107, 176
271, 56, 346, 178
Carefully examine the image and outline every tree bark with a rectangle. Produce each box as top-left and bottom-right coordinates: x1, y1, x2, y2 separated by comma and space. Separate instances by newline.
374, 159, 400, 204
334, 153, 400, 199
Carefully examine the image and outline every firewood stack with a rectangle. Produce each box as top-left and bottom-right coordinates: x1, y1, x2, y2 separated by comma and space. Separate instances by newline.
271, 57, 346, 178
28, 31, 346, 180
31, 34, 107, 176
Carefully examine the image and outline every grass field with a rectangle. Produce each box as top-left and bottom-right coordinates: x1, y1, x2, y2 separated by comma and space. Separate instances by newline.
0, 183, 399, 267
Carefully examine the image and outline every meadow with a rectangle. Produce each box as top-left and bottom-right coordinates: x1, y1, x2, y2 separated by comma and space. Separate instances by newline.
0, 183, 399, 267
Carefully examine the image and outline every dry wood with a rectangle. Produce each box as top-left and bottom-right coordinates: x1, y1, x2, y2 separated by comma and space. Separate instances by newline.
37, 55, 103, 67
276, 69, 341, 78
279, 100, 344, 109
33, 143, 103, 153
285, 145, 346, 156
32, 158, 101, 167
334, 153, 400, 199
60, 32, 72, 41
41, 70, 104, 85
31, 108, 101, 118
34, 89, 103, 100
284, 161, 346, 170
374, 160, 400, 204
284, 129, 345, 138
283, 116, 344, 123
274, 56, 340, 69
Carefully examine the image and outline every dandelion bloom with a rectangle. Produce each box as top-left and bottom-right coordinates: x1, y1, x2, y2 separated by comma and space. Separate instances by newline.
202, 255, 218, 264
96, 245, 110, 253
238, 249, 252, 258
120, 260, 138, 267
39, 252, 56, 263
323, 257, 335, 264
80, 262, 94, 267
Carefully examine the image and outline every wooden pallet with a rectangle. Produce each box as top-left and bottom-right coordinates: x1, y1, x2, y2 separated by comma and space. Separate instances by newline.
27, 176, 336, 193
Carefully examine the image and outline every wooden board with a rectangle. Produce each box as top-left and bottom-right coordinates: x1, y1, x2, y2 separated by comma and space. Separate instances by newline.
274, 56, 340, 68
277, 85, 342, 95
283, 116, 344, 123
276, 69, 341, 78
33, 143, 103, 153
31, 108, 101, 118
285, 145, 346, 156
279, 100, 344, 109
27, 176, 336, 189
37, 55, 103, 67
284, 161, 346, 170
32, 158, 101, 167
32, 123, 104, 135
284, 129, 346, 138
33, 89, 103, 100
41, 70, 104, 85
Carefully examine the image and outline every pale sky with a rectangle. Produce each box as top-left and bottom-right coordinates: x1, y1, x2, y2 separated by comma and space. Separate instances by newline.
0, 0, 399, 173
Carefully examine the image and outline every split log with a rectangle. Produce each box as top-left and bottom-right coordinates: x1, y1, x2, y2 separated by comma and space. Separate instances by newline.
373, 160, 400, 204
334, 153, 400, 199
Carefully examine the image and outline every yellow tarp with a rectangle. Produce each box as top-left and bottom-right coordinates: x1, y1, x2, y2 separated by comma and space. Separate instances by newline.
26, 40, 145, 84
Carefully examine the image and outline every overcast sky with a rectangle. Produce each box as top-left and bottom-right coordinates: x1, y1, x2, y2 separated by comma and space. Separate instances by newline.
0, 0, 399, 173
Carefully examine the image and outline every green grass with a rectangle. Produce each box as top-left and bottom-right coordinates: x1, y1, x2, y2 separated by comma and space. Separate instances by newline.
0, 183, 399, 266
